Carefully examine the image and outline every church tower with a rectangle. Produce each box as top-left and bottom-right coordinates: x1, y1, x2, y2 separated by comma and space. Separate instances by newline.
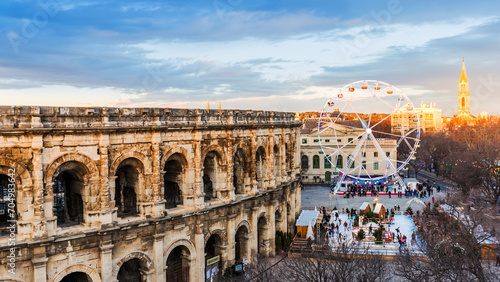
457, 59, 470, 116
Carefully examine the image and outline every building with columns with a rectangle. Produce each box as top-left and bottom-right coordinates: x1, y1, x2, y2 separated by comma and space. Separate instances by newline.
0, 106, 302, 282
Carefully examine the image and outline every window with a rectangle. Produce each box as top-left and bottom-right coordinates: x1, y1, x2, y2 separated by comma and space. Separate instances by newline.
325, 139, 330, 143
374, 152, 378, 158
361, 152, 366, 158
313, 155, 320, 169
337, 139, 342, 143
302, 139, 307, 144
301, 155, 309, 169
348, 155, 355, 169
386, 152, 390, 157
324, 156, 331, 169
348, 138, 353, 143
374, 162, 379, 170
313, 139, 319, 143
362, 161, 366, 169
336, 155, 343, 168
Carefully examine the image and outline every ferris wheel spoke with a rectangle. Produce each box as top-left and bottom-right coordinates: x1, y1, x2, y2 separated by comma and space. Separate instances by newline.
367, 95, 377, 128
369, 132, 399, 173
346, 100, 367, 128
369, 112, 393, 130
370, 129, 420, 141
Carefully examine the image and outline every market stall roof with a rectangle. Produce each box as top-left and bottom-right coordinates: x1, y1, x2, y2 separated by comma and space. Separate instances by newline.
360, 202, 371, 211
374, 203, 386, 214
296, 210, 320, 227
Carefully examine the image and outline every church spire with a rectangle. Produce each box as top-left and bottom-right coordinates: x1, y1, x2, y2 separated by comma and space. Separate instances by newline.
460, 58, 468, 83
207, 98, 210, 110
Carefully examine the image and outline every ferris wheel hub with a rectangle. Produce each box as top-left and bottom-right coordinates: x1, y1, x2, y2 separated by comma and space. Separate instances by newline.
365, 128, 372, 134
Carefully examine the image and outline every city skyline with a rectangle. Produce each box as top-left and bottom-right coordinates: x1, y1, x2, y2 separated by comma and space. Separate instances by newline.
1, 0, 499, 116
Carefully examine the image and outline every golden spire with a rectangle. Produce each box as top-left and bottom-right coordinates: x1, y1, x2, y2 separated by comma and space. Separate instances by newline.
460, 58, 468, 83
207, 98, 210, 110
218, 99, 221, 110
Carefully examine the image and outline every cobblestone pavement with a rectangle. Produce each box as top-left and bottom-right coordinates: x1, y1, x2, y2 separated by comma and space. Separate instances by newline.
301, 185, 446, 211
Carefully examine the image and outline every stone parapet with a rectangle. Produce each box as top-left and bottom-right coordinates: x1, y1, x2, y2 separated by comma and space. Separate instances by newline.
0, 106, 299, 130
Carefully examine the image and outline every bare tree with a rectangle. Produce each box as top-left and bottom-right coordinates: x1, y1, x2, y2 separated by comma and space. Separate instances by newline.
394, 195, 499, 282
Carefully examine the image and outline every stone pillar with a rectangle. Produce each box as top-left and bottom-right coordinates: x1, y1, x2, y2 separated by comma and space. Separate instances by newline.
31, 143, 48, 238
32, 246, 47, 282
151, 133, 162, 202
249, 132, 258, 195
227, 213, 237, 264
98, 141, 113, 224
267, 130, 275, 189
153, 233, 164, 281
100, 243, 114, 282
194, 137, 205, 208
250, 206, 258, 260
295, 184, 302, 218
151, 133, 165, 217
267, 204, 276, 256
194, 232, 205, 282
226, 136, 235, 201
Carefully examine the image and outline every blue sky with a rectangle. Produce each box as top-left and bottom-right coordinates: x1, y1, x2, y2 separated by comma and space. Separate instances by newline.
1, 0, 499, 116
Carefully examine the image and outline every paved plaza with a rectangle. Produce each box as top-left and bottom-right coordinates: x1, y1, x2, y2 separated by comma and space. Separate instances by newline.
301, 185, 446, 212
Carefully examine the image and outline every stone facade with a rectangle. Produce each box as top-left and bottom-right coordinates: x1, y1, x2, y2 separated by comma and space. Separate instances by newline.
0, 106, 302, 282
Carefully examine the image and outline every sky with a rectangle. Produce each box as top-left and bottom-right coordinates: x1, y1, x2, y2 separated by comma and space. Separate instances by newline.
1, 0, 499, 116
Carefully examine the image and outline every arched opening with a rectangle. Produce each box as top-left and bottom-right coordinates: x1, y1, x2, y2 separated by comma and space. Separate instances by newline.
203, 151, 221, 201
461, 97, 465, 108
336, 155, 343, 168
257, 215, 268, 256
117, 258, 144, 282
235, 225, 249, 263
205, 234, 223, 281
53, 161, 87, 226
301, 155, 308, 170
275, 209, 282, 233
233, 149, 246, 195
273, 145, 281, 184
312, 155, 320, 169
164, 153, 185, 209
0, 174, 17, 234
255, 147, 266, 189
166, 245, 190, 282
115, 158, 143, 216
61, 272, 91, 282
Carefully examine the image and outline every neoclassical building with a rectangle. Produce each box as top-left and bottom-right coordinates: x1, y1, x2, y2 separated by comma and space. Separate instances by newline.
0, 106, 302, 282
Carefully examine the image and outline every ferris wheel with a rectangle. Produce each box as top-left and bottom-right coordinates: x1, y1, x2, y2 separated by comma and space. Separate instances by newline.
317, 80, 421, 193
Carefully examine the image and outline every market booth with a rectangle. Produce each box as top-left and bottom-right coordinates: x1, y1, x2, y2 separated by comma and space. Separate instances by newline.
359, 202, 371, 215
296, 210, 320, 238
373, 203, 386, 219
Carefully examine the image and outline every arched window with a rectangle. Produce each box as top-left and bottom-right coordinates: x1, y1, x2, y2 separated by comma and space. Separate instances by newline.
324, 156, 331, 169
313, 155, 320, 169
336, 155, 343, 168
461, 97, 465, 108
301, 155, 309, 169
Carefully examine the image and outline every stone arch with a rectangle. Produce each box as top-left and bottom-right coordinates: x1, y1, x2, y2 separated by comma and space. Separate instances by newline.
113, 251, 153, 280
204, 228, 228, 245
45, 153, 99, 184
52, 264, 101, 282
255, 146, 267, 189
163, 238, 196, 261
164, 239, 196, 282
161, 147, 191, 209
0, 158, 32, 224
113, 157, 145, 215
202, 145, 226, 201
0, 157, 32, 188
201, 144, 226, 165
235, 219, 252, 233
109, 150, 152, 176
160, 146, 192, 171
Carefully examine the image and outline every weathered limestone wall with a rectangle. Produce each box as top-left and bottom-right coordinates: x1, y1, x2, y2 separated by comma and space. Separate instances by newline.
0, 106, 302, 282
